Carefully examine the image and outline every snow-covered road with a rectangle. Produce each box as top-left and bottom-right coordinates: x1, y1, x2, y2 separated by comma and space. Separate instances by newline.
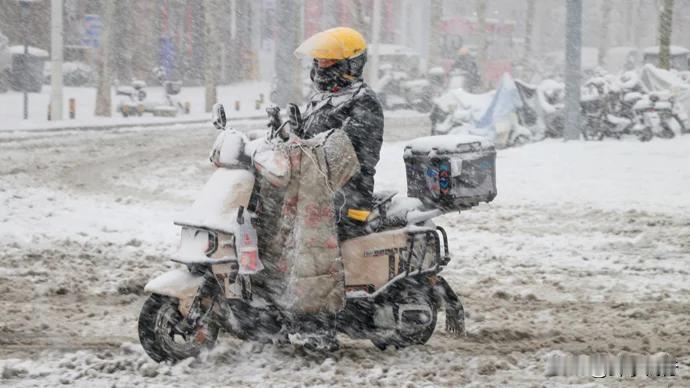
1, 124, 689, 386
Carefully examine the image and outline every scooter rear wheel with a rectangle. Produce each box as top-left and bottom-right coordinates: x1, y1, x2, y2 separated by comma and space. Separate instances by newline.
637, 128, 653, 142
661, 116, 681, 138
371, 287, 437, 350
138, 294, 219, 363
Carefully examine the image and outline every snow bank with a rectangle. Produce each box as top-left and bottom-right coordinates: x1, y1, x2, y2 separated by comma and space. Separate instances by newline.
379, 136, 690, 214
642, 45, 690, 55
9, 45, 49, 57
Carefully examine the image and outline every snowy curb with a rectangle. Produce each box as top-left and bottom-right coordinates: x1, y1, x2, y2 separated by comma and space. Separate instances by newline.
0, 113, 431, 137
0, 114, 267, 134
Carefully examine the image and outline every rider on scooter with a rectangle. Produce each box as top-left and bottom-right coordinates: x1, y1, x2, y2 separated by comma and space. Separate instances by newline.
280, 27, 383, 350
294, 26, 384, 243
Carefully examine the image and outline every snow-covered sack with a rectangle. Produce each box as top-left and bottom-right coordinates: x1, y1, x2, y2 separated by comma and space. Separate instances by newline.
254, 129, 360, 313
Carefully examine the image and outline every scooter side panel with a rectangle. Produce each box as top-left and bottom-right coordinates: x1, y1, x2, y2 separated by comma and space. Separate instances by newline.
341, 229, 408, 291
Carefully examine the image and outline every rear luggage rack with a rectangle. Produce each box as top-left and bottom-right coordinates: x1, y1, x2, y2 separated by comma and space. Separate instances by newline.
401, 227, 450, 277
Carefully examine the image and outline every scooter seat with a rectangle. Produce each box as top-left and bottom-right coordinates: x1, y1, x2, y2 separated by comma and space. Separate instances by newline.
372, 191, 397, 210
367, 193, 427, 232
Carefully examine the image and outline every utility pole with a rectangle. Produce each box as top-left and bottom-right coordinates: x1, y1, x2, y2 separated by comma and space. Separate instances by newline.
564, 0, 582, 141
369, 0, 382, 87
598, 0, 612, 67
50, 0, 63, 121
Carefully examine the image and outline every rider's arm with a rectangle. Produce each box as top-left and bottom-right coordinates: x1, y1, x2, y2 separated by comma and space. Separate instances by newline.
339, 91, 384, 179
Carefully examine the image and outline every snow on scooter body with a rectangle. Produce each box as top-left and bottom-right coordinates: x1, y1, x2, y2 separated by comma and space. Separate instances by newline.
139, 103, 496, 362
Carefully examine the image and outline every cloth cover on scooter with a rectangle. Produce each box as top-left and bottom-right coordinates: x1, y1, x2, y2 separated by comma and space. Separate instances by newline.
253, 129, 360, 313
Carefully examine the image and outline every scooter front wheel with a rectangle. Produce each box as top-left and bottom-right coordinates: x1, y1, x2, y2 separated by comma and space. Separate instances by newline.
138, 294, 219, 363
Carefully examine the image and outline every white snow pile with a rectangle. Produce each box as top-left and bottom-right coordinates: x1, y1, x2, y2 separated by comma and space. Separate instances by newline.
0, 81, 271, 131
1, 125, 689, 387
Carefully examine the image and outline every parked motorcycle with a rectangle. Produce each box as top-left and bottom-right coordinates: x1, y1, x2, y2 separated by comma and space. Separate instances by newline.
605, 70, 687, 141
115, 80, 148, 117
117, 67, 188, 117
628, 91, 685, 141
137, 102, 497, 362
580, 77, 631, 140
375, 64, 442, 113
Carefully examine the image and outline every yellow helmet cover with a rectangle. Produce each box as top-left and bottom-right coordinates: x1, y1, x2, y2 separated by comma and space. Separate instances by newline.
295, 27, 367, 60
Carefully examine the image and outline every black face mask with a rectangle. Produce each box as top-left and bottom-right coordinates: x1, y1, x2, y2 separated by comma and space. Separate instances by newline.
311, 60, 350, 91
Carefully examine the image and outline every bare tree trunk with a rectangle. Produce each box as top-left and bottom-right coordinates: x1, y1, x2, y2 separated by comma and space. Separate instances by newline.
204, 0, 219, 112
94, 0, 116, 117
113, 0, 134, 83
476, 0, 487, 89
350, 0, 367, 34
249, 0, 262, 80
428, 0, 443, 67
523, 0, 536, 60
272, 0, 302, 107
624, 0, 634, 45
598, 0, 612, 67
633, 0, 644, 52
658, 0, 674, 69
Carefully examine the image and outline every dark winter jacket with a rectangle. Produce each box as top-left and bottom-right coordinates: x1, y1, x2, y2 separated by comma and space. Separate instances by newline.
452, 54, 481, 92
301, 81, 384, 240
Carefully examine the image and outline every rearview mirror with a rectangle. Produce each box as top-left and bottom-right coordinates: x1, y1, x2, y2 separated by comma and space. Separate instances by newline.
212, 103, 227, 130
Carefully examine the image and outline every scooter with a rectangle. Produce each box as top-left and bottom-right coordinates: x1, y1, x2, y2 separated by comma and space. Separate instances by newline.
629, 92, 684, 141
580, 77, 630, 141
613, 72, 687, 140
137, 103, 494, 362
375, 64, 440, 113
116, 67, 188, 117
115, 80, 147, 117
